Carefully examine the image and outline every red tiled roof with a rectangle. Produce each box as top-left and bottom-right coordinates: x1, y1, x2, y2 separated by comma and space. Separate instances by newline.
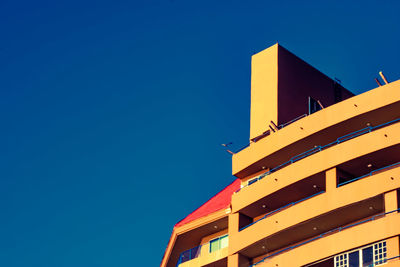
175, 179, 241, 227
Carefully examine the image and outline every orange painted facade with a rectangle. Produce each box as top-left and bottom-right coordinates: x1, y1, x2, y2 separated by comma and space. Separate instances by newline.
161, 44, 400, 267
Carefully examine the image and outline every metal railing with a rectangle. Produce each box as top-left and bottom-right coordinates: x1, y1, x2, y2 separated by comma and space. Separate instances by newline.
176, 235, 228, 266
239, 191, 325, 231
365, 255, 400, 267
279, 114, 308, 129
234, 114, 309, 154
237, 117, 400, 192
337, 161, 400, 187
176, 245, 201, 266
305, 254, 400, 267
250, 208, 400, 266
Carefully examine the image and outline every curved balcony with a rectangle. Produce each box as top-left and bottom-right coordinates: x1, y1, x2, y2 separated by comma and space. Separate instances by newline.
232, 120, 400, 214
229, 164, 400, 256
236, 116, 400, 193
250, 211, 400, 267
233, 80, 400, 178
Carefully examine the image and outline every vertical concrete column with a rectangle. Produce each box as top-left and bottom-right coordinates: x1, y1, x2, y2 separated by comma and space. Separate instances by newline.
229, 212, 252, 262
229, 213, 253, 235
386, 236, 400, 260
384, 190, 398, 213
325, 167, 337, 192
384, 191, 399, 262
228, 253, 250, 267
229, 213, 240, 234
228, 253, 239, 267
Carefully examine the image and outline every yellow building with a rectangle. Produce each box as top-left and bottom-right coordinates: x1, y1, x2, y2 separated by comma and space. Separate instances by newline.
161, 44, 400, 267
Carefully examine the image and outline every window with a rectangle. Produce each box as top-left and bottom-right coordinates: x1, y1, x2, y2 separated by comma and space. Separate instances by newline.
220, 235, 228, 248
374, 242, 387, 265
209, 235, 228, 253
334, 241, 386, 267
336, 253, 348, 267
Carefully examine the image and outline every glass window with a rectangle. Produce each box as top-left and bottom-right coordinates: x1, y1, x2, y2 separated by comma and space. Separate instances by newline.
374, 241, 387, 265
209, 239, 219, 253
209, 235, 229, 253
349, 251, 359, 267
335, 253, 348, 267
220, 235, 229, 249
362, 246, 373, 266
190, 246, 201, 259
334, 241, 387, 267
178, 250, 191, 264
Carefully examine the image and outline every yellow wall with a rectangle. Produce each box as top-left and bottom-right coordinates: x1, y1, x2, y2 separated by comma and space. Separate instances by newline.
250, 44, 278, 141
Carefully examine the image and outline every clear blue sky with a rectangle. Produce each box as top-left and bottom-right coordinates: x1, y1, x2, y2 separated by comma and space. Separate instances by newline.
0, 1, 399, 266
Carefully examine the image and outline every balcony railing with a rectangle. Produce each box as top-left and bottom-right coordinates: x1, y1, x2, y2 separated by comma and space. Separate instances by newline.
239, 191, 325, 231
306, 253, 399, 267
176, 235, 228, 266
176, 245, 201, 266
366, 255, 400, 267
338, 161, 400, 187
250, 208, 400, 266
237, 117, 400, 192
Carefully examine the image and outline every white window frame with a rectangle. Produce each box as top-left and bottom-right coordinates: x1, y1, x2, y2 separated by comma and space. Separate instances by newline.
209, 234, 228, 253
334, 240, 387, 267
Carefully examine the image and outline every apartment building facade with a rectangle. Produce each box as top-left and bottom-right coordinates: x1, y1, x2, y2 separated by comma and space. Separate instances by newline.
161, 44, 400, 267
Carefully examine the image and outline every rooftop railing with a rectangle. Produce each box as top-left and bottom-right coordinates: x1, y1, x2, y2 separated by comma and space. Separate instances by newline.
250, 208, 400, 266
279, 114, 308, 129
237, 117, 400, 193
234, 114, 309, 154
338, 161, 400, 187
239, 191, 325, 231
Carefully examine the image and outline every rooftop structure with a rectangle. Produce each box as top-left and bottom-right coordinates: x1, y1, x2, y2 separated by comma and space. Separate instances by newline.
161, 44, 400, 267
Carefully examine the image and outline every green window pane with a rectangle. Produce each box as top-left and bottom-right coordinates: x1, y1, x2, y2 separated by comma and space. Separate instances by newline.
210, 239, 219, 253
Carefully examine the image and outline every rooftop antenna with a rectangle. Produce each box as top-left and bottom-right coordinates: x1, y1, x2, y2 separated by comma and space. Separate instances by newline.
379, 71, 389, 84
317, 100, 325, 109
221, 142, 234, 155
375, 78, 382, 87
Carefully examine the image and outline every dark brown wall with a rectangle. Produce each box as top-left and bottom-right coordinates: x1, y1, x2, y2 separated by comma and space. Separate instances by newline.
277, 45, 354, 126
